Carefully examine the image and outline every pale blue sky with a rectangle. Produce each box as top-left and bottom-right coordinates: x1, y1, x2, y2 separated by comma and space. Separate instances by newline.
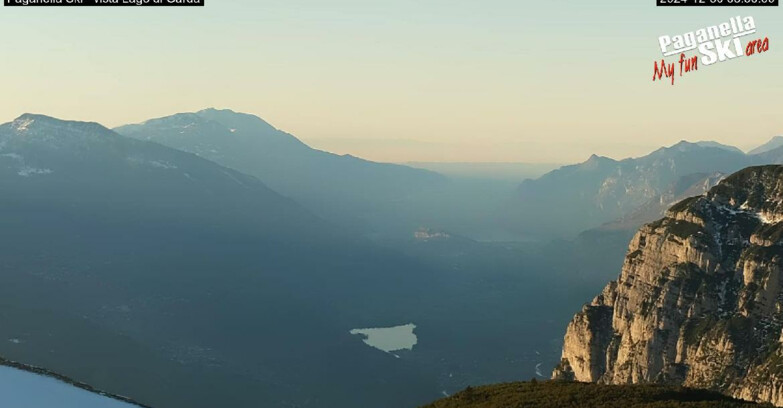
1, 1, 780, 162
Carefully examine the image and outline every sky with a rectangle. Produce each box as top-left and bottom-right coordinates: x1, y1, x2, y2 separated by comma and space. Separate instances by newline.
0, 0, 781, 163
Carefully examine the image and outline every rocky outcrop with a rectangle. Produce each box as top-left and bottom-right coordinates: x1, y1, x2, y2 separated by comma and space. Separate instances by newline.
553, 165, 783, 406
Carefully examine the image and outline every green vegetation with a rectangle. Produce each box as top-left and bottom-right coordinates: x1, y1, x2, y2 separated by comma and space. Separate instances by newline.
421, 381, 768, 408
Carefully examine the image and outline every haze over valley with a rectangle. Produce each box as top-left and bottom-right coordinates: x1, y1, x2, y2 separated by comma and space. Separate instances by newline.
2, 0, 782, 405
1, 109, 782, 407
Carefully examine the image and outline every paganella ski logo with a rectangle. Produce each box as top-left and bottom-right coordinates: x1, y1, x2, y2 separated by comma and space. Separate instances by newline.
653, 16, 770, 85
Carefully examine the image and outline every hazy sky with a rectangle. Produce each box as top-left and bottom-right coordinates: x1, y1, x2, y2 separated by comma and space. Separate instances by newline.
0, 1, 780, 163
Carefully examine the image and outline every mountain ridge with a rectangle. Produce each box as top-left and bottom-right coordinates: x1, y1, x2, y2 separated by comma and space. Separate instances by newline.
114, 108, 446, 237
749, 136, 783, 155
0, 113, 450, 407
507, 141, 783, 238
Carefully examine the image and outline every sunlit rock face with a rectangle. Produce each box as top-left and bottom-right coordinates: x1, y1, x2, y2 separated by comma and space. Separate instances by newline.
553, 166, 783, 406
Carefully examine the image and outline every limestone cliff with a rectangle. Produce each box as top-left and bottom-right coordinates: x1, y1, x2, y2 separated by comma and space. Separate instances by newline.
553, 165, 783, 406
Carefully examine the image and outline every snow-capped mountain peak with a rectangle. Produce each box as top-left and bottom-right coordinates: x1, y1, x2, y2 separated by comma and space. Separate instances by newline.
12, 115, 36, 132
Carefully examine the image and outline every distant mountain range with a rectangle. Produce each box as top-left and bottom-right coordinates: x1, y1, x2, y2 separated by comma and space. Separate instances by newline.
0, 113, 322, 237
599, 171, 726, 231
0, 111, 610, 408
115, 109, 445, 236
0, 113, 454, 408
748, 135, 783, 155
1, 110, 780, 407
113, 111, 782, 242
505, 139, 783, 238
406, 162, 559, 181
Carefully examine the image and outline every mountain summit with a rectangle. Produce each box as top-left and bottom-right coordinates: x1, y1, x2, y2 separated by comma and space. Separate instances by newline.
4, 113, 117, 145
0, 113, 324, 234
749, 136, 783, 155
115, 109, 445, 235
0, 114, 447, 407
553, 165, 783, 406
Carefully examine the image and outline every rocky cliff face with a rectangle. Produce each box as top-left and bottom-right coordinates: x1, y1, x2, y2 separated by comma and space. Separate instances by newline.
553, 165, 783, 406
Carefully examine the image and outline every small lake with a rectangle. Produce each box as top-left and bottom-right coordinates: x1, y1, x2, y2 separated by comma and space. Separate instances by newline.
350, 323, 418, 353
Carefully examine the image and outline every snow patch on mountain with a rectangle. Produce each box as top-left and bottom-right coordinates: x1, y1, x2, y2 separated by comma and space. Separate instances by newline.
18, 166, 52, 177
1, 153, 22, 161
148, 160, 178, 170
126, 157, 178, 170
13, 118, 35, 132
739, 201, 783, 224
1, 152, 52, 177
0, 365, 142, 408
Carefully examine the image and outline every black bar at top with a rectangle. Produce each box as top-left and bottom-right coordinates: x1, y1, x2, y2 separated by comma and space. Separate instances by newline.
657, 0, 777, 5
5, 0, 203, 6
